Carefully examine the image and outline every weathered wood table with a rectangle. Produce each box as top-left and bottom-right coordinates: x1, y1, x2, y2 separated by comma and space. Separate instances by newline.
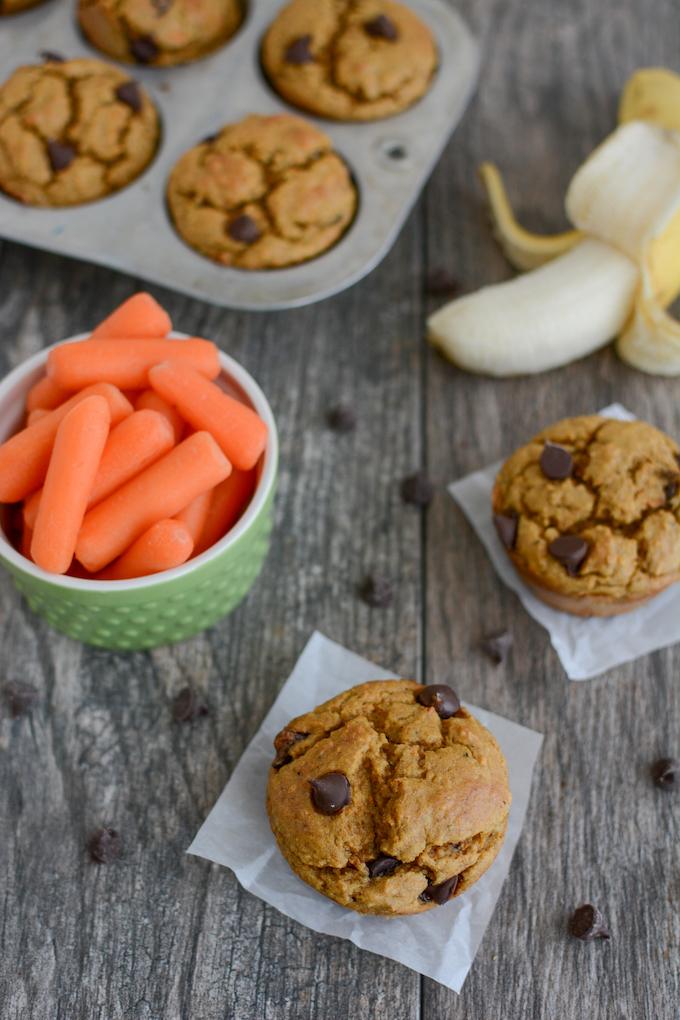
2, 1, 679, 1017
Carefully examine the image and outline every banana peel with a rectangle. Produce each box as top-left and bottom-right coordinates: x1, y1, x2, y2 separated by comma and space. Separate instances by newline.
619, 67, 680, 132
618, 262, 680, 375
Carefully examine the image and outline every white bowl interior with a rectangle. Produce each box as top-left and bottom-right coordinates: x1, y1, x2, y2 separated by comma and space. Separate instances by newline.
0, 332, 278, 591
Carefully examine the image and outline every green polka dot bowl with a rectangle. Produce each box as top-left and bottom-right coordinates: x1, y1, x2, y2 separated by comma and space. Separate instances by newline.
0, 333, 278, 650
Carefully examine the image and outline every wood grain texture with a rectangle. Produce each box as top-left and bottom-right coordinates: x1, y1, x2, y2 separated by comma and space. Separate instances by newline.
1, 1, 680, 1017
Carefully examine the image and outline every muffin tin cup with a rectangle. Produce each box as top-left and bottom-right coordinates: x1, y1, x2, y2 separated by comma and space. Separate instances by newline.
0, 0, 479, 310
0, 334, 279, 651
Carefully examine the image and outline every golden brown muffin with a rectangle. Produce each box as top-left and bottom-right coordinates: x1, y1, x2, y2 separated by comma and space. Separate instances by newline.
267, 679, 511, 916
167, 113, 357, 269
78, 0, 243, 67
261, 0, 437, 122
492, 415, 680, 617
0, 0, 47, 15
0, 57, 159, 207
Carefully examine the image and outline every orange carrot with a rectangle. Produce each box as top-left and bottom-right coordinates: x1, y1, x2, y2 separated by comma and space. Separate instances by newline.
90, 293, 172, 340
26, 375, 71, 412
75, 431, 231, 572
23, 408, 176, 528
96, 519, 193, 580
175, 489, 212, 543
47, 338, 220, 391
194, 468, 256, 555
31, 396, 111, 574
149, 361, 267, 471
27, 408, 50, 426
135, 389, 184, 442
0, 383, 132, 503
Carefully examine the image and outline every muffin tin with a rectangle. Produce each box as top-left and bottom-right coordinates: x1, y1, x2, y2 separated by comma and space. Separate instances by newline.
0, 1, 479, 310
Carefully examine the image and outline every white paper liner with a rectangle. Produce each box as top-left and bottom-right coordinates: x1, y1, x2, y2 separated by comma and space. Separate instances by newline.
188, 631, 543, 993
449, 403, 680, 680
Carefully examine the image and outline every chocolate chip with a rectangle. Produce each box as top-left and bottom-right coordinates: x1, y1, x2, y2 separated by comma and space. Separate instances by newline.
664, 479, 678, 502
481, 630, 513, 665
364, 14, 399, 40
548, 535, 589, 575
172, 686, 209, 722
367, 854, 400, 878
359, 574, 393, 608
115, 81, 142, 113
87, 827, 122, 864
151, 0, 172, 12
326, 404, 356, 432
285, 35, 314, 65
400, 471, 434, 508
417, 684, 460, 719
3, 681, 38, 718
130, 35, 159, 63
420, 874, 459, 905
202, 132, 219, 144
227, 214, 261, 245
273, 729, 307, 768
652, 757, 679, 789
425, 268, 459, 297
47, 141, 76, 173
568, 904, 610, 941
493, 511, 518, 550
40, 51, 65, 63
310, 772, 351, 815
540, 441, 573, 480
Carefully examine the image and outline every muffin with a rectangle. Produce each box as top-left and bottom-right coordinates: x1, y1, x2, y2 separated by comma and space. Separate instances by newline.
267, 679, 511, 916
0, 0, 46, 15
78, 0, 243, 67
492, 415, 680, 617
0, 57, 159, 207
261, 0, 437, 122
167, 113, 357, 269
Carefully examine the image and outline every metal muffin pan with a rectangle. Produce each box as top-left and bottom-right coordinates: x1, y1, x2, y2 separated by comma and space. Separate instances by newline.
0, 0, 479, 310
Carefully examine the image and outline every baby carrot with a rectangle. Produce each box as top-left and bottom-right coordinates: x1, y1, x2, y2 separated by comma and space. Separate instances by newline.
149, 361, 267, 471
135, 390, 184, 442
90, 293, 172, 340
75, 431, 231, 572
31, 396, 111, 574
27, 408, 50, 426
26, 375, 71, 412
0, 383, 132, 503
175, 489, 212, 544
193, 468, 257, 556
48, 338, 220, 391
96, 519, 193, 580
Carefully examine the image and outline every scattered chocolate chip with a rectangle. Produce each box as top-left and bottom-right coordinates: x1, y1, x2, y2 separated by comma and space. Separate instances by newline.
151, 0, 172, 12
417, 684, 460, 719
172, 686, 209, 723
115, 81, 142, 113
652, 757, 679, 789
425, 268, 459, 297
568, 904, 610, 941
227, 214, 261, 245
359, 574, 393, 608
493, 511, 518, 550
540, 441, 573, 480
40, 51, 65, 63
385, 144, 407, 160
364, 14, 399, 40
272, 729, 307, 768
664, 479, 678, 502
400, 471, 434, 508
47, 141, 76, 173
420, 873, 459, 905
326, 404, 356, 432
202, 132, 219, 144
548, 534, 589, 576
87, 827, 122, 864
367, 854, 400, 878
130, 35, 159, 64
481, 630, 513, 665
285, 35, 314, 65
310, 772, 351, 815
3, 680, 38, 718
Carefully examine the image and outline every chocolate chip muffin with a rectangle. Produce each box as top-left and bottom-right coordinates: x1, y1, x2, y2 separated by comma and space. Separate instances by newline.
78, 0, 243, 67
167, 113, 357, 269
0, 57, 159, 207
261, 0, 437, 122
492, 415, 680, 617
267, 679, 511, 916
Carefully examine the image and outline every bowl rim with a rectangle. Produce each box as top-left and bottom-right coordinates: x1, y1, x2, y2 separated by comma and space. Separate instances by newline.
0, 331, 278, 592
